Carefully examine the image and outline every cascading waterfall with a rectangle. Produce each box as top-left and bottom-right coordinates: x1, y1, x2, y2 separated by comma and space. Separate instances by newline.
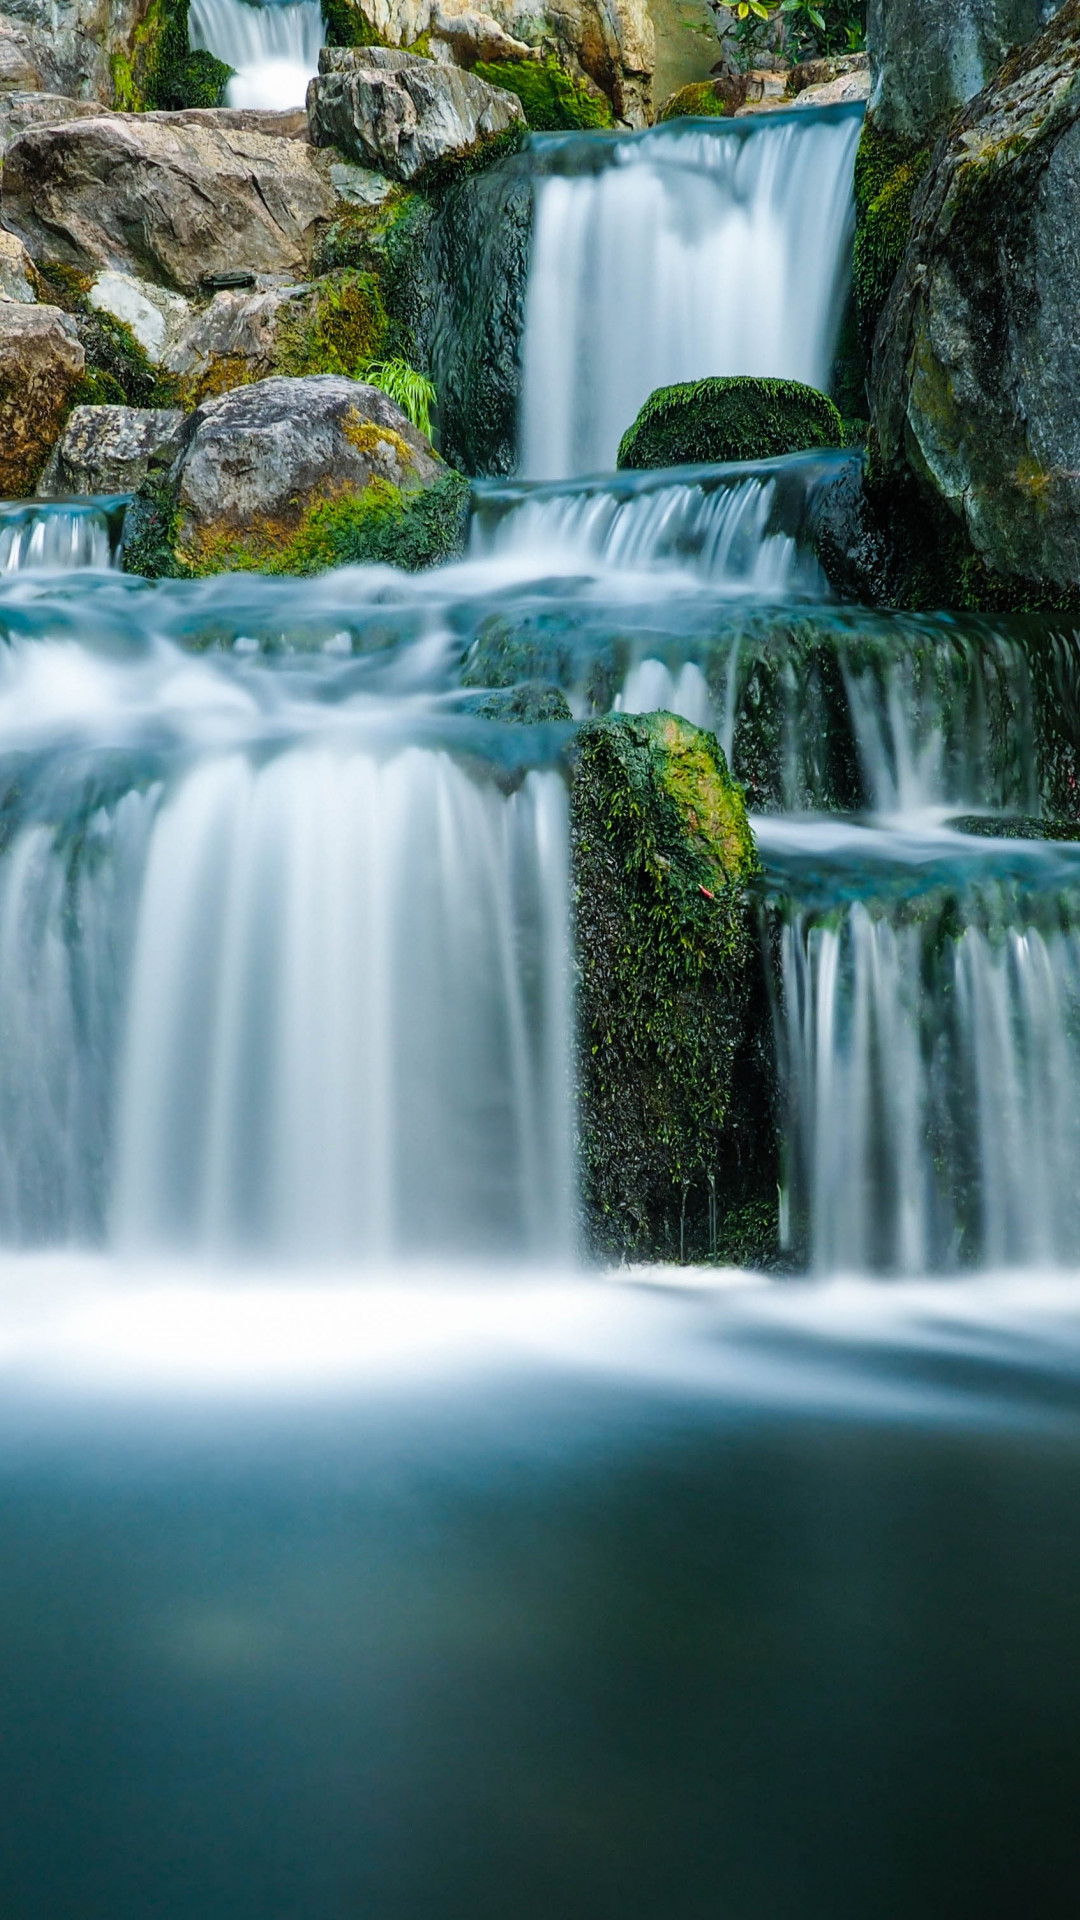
0, 499, 126, 571
519, 107, 862, 478
188, 0, 324, 109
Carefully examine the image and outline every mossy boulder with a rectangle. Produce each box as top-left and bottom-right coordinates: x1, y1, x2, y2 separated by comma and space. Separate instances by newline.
122, 372, 466, 576
852, 115, 931, 352
616, 377, 843, 471
0, 303, 86, 495
121, 0, 232, 110
572, 711, 778, 1266
656, 77, 744, 121
472, 54, 614, 129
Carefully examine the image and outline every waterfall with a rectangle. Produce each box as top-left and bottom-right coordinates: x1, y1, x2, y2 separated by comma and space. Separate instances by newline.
0, 639, 573, 1261
763, 819, 1080, 1274
519, 107, 862, 479
188, 0, 324, 110
0, 499, 125, 572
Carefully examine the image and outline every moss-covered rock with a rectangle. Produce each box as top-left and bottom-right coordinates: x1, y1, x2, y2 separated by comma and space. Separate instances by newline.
473, 54, 614, 129
572, 711, 778, 1266
851, 114, 931, 352
616, 376, 843, 471
655, 77, 743, 121
123, 0, 232, 111
0, 303, 86, 495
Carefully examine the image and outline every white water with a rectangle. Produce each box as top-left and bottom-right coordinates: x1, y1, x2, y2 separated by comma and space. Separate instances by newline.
0, 502, 119, 572
188, 0, 324, 109
520, 109, 862, 479
0, 639, 573, 1261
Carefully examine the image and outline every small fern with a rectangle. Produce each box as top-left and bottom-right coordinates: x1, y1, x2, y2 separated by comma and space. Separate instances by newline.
361, 357, 437, 438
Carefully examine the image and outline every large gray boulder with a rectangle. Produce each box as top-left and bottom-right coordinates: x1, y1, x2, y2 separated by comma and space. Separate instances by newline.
870, 0, 1080, 595
2, 115, 339, 294
0, 0, 144, 103
866, 0, 1056, 139
0, 302, 84, 495
149, 374, 447, 566
38, 404, 185, 496
307, 45, 523, 183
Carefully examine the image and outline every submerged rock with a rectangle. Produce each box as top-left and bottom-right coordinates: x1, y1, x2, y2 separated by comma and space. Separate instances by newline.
37, 403, 185, 496
617, 376, 843, 471
0, 302, 84, 494
2, 116, 339, 294
870, 0, 1080, 603
572, 711, 777, 1267
307, 46, 524, 184
122, 372, 466, 575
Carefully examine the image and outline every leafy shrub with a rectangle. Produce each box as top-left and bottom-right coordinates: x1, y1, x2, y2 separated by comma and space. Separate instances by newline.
362, 357, 437, 436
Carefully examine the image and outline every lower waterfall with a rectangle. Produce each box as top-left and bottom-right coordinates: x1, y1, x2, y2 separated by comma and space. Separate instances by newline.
188, 0, 323, 108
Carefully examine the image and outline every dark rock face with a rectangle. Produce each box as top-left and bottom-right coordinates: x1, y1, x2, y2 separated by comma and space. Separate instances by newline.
571, 711, 778, 1268
870, 0, 1080, 600
617, 377, 843, 471
2, 116, 338, 294
38, 403, 184, 495
866, 0, 1056, 139
307, 46, 524, 184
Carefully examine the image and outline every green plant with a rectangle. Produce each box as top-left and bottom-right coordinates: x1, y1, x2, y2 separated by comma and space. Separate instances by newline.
473, 54, 614, 130
715, 0, 864, 61
361, 357, 437, 436
122, 0, 232, 109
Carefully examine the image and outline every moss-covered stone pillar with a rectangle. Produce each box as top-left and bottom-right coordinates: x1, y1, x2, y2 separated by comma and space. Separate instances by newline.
571, 711, 778, 1267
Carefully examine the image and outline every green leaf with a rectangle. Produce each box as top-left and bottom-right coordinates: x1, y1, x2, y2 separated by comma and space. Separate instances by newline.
808, 7, 826, 24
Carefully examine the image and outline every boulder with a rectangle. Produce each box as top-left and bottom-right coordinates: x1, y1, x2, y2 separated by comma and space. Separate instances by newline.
572, 711, 777, 1266
0, 302, 85, 494
0, 228, 37, 302
616, 376, 843, 470
86, 270, 192, 364
307, 45, 524, 183
37, 403, 184, 495
0, 90, 106, 158
331, 0, 654, 125
159, 270, 389, 402
657, 75, 746, 120
2, 116, 339, 294
870, 0, 1080, 598
790, 65, 869, 108
0, 20, 41, 90
866, 0, 1055, 140
0, 0, 145, 103
122, 373, 463, 574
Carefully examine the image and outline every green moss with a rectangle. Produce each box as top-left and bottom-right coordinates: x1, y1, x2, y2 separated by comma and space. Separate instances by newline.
36, 266, 182, 409
121, 471, 186, 578
617, 376, 843, 471
473, 55, 614, 130
852, 115, 931, 348
420, 121, 527, 193
468, 682, 573, 722
656, 80, 732, 122
162, 471, 470, 577
572, 711, 778, 1266
275, 270, 389, 378
127, 0, 232, 111
322, 0, 385, 46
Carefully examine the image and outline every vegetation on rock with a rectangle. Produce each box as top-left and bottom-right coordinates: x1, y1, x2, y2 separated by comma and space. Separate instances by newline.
656, 79, 738, 121
473, 55, 614, 130
115, 0, 232, 111
572, 710, 777, 1266
617, 376, 843, 470
852, 115, 930, 350
275, 270, 390, 380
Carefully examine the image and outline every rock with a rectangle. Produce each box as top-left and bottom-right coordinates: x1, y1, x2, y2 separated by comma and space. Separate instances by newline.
333, 0, 654, 125
870, 0, 1080, 599
657, 75, 746, 120
733, 68, 790, 115
0, 228, 37, 302
0, 21, 41, 90
471, 52, 614, 127
2, 116, 339, 294
866, 0, 1055, 140
790, 66, 869, 107
307, 46, 524, 183
37, 403, 185, 495
572, 710, 777, 1266
429, 8, 535, 66
159, 270, 389, 404
122, 372, 459, 573
87, 271, 192, 364
0, 0, 146, 103
786, 51, 867, 96
140, 107, 310, 138
0, 302, 84, 494
0, 90, 105, 158
616, 376, 843, 470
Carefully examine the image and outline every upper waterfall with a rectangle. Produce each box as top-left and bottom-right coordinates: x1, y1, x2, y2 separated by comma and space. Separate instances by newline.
188, 0, 324, 109
518, 106, 862, 479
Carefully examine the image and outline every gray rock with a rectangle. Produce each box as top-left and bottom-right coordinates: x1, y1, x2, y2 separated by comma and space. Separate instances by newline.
162, 374, 446, 559
0, 228, 36, 302
0, 302, 84, 494
871, 0, 1080, 592
0, 0, 144, 103
161, 283, 313, 394
38, 404, 185, 496
2, 115, 339, 294
307, 46, 524, 184
0, 89, 106, 158
867, 0, 1056, 139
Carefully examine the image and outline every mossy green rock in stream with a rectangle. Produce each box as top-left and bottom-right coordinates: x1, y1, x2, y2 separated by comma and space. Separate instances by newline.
572, 712, 778, 1267
869, 0, 1080, 609
616, 377, 843, 472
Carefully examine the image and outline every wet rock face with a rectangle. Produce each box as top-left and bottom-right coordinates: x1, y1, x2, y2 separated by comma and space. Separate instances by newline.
871, 0, 1080, 596
571, 711, 778, 1268
2, 116, 339, 294
0, 0, 146, 103
307, 46, 524, 183
37, 403, 185, 495
0, 302, 85, 494
866, 0, 1056, 139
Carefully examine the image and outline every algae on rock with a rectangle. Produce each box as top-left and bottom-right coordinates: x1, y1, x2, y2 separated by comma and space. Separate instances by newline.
572, 711, 777, 1266
617, 377, 843, 471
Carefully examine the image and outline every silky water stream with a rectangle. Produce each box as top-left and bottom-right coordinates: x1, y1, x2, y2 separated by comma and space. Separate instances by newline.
2, 107, 1080, 1918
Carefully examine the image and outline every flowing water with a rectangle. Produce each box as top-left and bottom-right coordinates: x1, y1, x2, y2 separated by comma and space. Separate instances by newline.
188, 0, 324, 108
5, 106, 1080, 1917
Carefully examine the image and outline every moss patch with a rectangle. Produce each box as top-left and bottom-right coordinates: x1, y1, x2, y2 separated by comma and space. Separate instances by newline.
322, 0, 385, 46
473, 55, 614, 130
126, 0, 232, 110
656, 79, 737, 122
572, 711, 778, 1266
617, 376, 843, 470
36, 265, 182, 410
852, 114, 931, 349
275, 270, 389, 378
